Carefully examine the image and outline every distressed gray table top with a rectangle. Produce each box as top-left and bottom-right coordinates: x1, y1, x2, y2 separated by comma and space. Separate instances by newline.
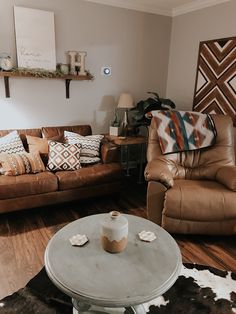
45, 214, 182, 308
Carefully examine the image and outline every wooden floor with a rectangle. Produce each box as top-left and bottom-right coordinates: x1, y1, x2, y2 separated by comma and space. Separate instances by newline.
0, 175, 235, 300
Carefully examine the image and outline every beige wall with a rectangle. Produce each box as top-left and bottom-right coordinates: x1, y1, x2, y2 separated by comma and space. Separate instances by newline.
0, 0, 172, 133
166, 0, 236, 153
166, 0, 236, 110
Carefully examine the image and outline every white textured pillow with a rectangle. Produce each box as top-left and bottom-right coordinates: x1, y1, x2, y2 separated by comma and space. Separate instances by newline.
64, 131, 104, 158
0, 130, 26, 154
80, 156, 101, 165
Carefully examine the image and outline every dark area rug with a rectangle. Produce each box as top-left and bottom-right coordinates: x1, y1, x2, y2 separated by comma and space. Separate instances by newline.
0, 264, 235, 314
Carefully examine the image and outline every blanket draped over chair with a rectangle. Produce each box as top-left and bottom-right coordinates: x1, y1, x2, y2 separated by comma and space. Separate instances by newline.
151, 110, 217, 154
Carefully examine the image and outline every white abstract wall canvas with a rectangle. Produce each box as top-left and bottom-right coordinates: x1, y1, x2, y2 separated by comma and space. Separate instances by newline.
14, 6, 56, 71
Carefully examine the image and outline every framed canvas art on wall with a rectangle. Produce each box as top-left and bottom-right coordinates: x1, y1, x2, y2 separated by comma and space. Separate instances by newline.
14, 6, 56, 71
193, 36, 236, 126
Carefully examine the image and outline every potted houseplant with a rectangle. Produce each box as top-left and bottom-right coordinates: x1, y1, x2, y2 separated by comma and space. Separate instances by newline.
109, 108, 121, 136
130, 92, 176, 128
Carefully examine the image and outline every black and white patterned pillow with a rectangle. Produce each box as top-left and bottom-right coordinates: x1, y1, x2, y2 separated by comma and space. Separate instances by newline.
64, 131, 104, 158
0, 130, 26, 154
47, 141, 82, 171
80, 156, 101, 165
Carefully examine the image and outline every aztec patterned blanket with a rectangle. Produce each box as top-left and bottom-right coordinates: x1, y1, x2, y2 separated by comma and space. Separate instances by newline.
151, 110, 217, 154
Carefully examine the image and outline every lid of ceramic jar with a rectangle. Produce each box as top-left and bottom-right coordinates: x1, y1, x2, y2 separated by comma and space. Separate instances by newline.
101, 211, 128, 230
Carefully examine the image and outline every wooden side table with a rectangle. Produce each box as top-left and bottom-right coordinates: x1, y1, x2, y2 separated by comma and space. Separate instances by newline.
108, 135, 147, 184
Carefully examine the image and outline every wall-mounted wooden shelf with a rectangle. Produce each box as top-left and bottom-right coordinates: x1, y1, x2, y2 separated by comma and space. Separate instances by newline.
0, 71, 93, 99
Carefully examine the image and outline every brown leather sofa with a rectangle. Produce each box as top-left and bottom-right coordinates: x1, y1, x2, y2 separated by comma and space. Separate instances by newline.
0, 125, 124, 214
145, 115, 236, 235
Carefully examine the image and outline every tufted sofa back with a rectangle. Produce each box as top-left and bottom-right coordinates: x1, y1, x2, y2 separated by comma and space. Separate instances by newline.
0, 128, 42, 150
147, 114, 235, 181
0, 125, 92, 151
41, 125, 92, 138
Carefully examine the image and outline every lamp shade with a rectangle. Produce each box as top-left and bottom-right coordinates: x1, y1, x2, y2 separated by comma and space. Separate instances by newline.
117, 93, 134, 109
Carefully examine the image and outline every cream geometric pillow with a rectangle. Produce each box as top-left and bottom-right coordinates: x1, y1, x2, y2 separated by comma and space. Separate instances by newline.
0, 130, 26, 154
64, 131, 103, 157
47, 141, 82, 171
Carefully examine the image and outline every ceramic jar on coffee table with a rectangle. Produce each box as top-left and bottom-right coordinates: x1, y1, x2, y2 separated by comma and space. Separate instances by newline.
44, 214, 182, 314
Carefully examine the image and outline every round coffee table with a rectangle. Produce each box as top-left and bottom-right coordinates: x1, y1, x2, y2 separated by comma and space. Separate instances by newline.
45, 214, 182, 314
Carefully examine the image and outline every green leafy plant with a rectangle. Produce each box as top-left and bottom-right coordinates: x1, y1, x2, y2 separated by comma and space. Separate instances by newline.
130, 92, 176, 127
111, 108, 121, 127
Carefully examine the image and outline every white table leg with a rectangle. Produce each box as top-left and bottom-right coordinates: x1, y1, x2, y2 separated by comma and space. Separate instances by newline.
73, 307, 78, 314
72, 298, 91, 313
72, 299, 124, 314
130, 304, 146, 314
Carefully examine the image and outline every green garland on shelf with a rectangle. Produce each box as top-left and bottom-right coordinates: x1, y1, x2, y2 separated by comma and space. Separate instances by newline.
11, 67, 64, 78
9, 67, 94, 79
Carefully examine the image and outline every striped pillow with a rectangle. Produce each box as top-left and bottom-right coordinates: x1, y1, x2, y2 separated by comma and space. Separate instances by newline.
0, 130, 26, 154
64, 131, 104, 158
0, 152, 45, 176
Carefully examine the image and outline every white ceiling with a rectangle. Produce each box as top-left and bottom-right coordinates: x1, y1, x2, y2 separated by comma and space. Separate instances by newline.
83, 0, 230, 16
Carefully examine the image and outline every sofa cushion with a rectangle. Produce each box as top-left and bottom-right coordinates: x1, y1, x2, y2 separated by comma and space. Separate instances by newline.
47, 141, 81, 171
0, 130, 26, 154
64, 131, 104, 157
0, 172, 58, 200
0, 152, 45, 176
55, 163, 123, 191
164, 180, 236, 222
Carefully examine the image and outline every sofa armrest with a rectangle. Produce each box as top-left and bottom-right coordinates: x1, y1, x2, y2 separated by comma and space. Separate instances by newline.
144, 159, 174, 189
100, 140, 119, 164
216, 166, 236, 191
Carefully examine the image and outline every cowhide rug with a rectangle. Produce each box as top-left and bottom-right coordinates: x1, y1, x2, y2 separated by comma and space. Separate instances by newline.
0, 264, 235, 314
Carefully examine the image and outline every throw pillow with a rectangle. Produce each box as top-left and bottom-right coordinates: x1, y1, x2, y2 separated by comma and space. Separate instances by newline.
27, 135, 48, 155
26, 134, 64, 164
64, 131, 104, 158
47, 141, 81, 171
0, 130, 26, 154
80, 156, 101, 165
0, 152, 45, 176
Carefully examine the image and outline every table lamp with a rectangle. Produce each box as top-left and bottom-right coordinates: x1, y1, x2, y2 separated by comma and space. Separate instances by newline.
117, 93, 134, 137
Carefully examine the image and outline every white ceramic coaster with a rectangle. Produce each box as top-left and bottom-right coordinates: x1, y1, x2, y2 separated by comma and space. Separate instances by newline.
69, 234, 89, 246
138, 230, 156, 242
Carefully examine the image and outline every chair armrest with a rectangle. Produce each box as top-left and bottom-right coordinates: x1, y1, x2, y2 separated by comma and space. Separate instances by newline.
147, 181, 167, 225
100, 140, 119, 164
144, 159, 174, 189
216, 166, 236, 191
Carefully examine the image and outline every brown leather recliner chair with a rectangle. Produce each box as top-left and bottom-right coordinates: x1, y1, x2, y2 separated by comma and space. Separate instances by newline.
145, 114, 236, 235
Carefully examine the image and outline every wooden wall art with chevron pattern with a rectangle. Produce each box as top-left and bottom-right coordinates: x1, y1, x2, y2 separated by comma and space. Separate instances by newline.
193, 37, 236, 126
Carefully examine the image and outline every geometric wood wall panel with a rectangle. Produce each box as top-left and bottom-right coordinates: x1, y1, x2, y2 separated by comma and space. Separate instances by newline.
193, 37, 236, 126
